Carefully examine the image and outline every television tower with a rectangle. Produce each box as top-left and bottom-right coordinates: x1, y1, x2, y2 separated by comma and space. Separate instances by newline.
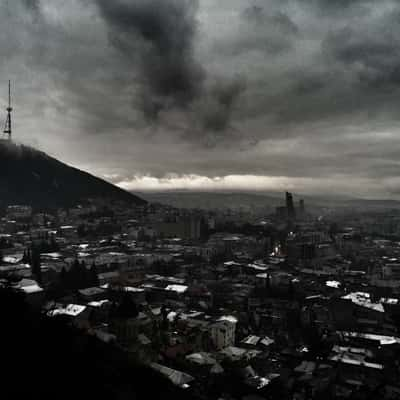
3, 80, 12, 141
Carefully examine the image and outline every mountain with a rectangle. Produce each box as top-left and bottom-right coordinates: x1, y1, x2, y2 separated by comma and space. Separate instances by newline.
139, 190, 400, 212
0, 141, 146, 209
139, 190, 282, 210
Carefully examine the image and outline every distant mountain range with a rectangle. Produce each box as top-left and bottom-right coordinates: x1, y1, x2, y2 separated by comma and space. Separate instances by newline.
139, 190, 400, 212
139, 191, 282, 210
0, 141, 146, 209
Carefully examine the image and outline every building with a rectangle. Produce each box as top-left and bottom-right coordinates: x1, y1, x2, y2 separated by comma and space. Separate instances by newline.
209, 318, 236, 350
154, 215, 202, 240
6, 205, 32, 220
286, 192, 296, 221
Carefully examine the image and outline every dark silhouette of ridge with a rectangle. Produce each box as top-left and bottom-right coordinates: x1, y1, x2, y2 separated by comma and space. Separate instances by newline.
0, 141, 146, 208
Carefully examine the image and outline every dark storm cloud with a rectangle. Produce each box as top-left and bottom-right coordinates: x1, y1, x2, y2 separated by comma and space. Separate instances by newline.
95, 0, 203, 114
214, 6, 299, 57
303, 0, 370, 7
14, 0, 400, 129
323, 25, 400, 90
94, 0, 243, 140
230, 1, 400, 135
21, 0, 40, 12
293, 74, 327, 95
198, 78, 246, 132
243, 6, 298, 36
13, 0, 400, 136
296, 0, 373, 16
4, 0, 400, 196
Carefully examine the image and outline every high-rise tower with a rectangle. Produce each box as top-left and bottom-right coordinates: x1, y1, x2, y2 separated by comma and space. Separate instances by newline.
286, 191, 296, 221
3, 80, 12, 141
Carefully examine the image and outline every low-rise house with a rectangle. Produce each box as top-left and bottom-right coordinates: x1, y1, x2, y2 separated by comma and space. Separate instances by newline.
78, 286, 107, 303
98, 270, 120, 285
47, 303, 91, 329
16, 278, 45, 309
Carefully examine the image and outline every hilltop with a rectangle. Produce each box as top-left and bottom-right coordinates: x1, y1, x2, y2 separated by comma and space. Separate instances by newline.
0, 141, 146, 209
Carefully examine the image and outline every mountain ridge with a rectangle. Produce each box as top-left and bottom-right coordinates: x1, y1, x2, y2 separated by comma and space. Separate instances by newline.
0, 141, 146, 209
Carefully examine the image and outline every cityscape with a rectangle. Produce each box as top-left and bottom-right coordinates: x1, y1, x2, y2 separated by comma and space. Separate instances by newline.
3, 1, 400, 399
3, 178, 400, 399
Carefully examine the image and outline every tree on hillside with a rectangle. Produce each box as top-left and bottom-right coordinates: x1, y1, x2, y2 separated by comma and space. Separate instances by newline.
30, 245, 42, 284
59, 260, 99, 291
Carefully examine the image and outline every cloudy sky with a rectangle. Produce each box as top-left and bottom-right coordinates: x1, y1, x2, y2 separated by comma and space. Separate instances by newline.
3, 0, 400, 198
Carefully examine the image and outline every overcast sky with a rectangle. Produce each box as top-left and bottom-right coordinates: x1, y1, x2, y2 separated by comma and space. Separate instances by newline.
3, 0, 400, 198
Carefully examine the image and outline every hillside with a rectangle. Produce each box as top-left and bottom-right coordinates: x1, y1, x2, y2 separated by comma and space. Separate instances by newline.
0, 141, 146, 208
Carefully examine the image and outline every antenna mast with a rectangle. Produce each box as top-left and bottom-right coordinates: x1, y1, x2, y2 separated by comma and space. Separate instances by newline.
3, 80, 12, 141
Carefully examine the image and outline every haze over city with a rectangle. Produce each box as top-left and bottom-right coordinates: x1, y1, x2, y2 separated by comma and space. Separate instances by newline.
2, 0, 400, 198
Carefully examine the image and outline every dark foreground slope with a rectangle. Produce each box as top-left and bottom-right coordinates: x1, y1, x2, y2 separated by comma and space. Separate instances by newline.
0, 141, 146, 208
0, 287, 194, 400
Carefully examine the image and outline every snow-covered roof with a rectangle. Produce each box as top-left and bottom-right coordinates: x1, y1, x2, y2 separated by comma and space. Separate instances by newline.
87, 300, 110, 307
340, 331, 400, 345
220, 346, 247, 360
3, 254, 23, 264
329, 351, 383, 370
326, 280, 341, 289
150, 363, 194, 388
260, 337, 275, 347
21, 284, 44, 294
342, 292, 385, 313
41, 252, 63, 259
48, 304, 86, 317
379, 297, 399, 305
165, 284, 188, 293
124, 286, 145, 293
242, 335, 261, 346
217, 315, 238, 324
186, 352, 216, 365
